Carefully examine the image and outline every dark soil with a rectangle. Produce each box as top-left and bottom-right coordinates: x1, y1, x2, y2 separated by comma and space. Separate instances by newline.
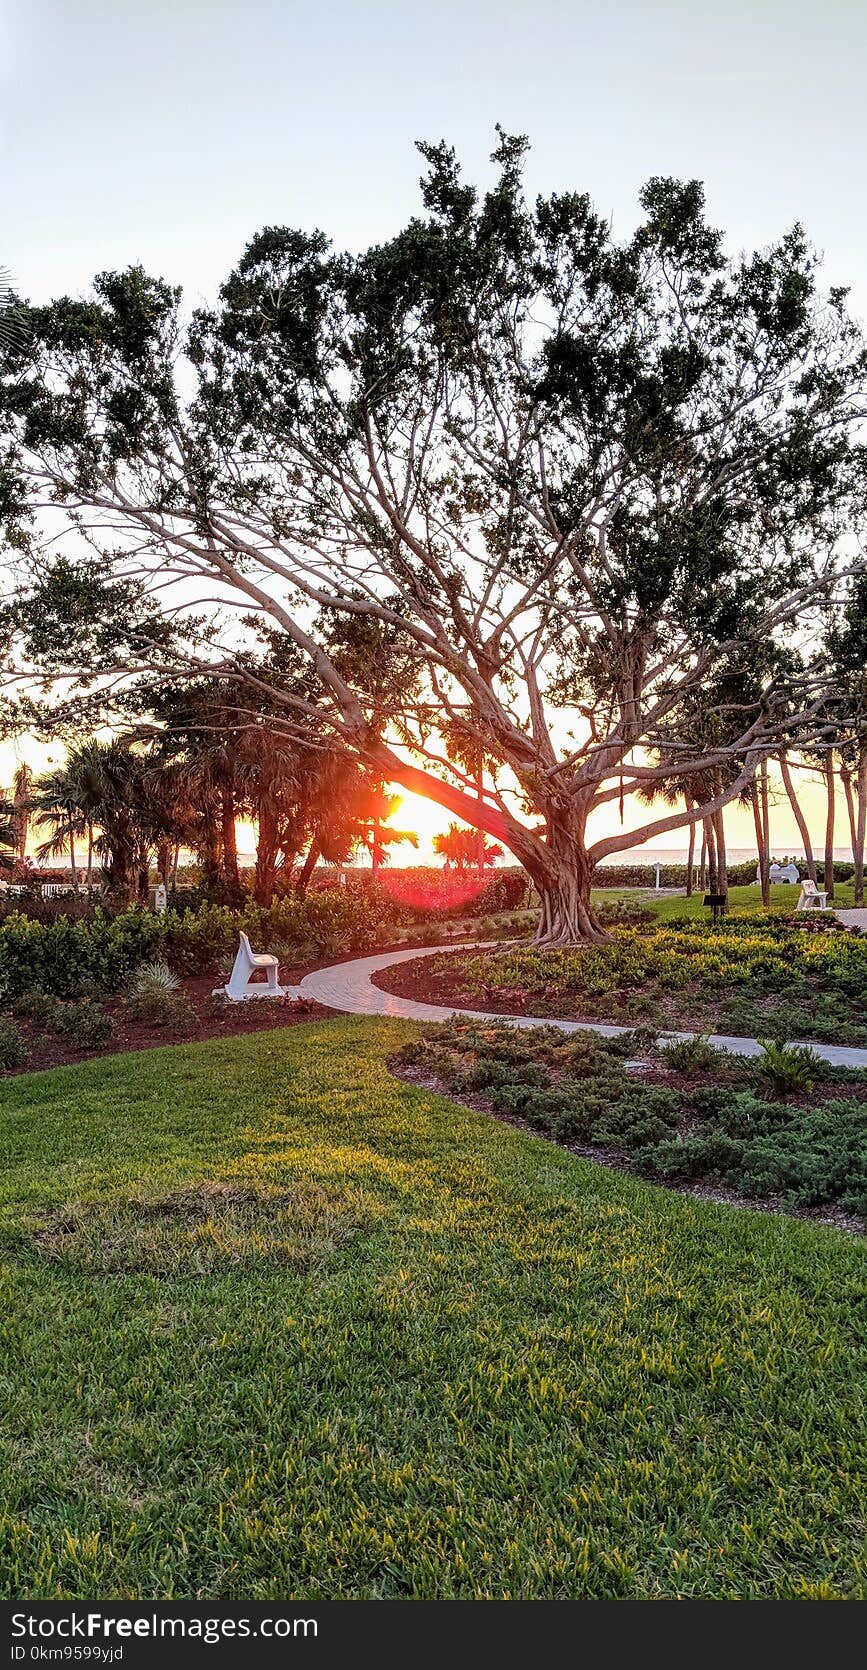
0, 929, 480, 1080
372, 957, 537, 1018
3, 972, 331, 1078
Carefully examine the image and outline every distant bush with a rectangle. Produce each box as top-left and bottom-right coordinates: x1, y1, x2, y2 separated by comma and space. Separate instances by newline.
354, 867, 528, 920
52, 999, 115, 1051
592, 859, 855, 889
0, 1015, 28, 1069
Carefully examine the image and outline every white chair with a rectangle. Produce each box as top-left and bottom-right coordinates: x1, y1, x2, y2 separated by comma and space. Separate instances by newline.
796, 878, 829, 912
215, 932, 285, 1000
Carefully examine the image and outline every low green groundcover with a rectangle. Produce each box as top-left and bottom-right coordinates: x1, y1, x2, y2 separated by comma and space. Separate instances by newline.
1, 1017, 865, 1599
394, 917, 867, 1045
394, 1022, 867, 1218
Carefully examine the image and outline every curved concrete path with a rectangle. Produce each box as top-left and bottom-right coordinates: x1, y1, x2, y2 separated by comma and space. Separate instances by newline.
299, 944, 867, 1070
836, 908, 867, 932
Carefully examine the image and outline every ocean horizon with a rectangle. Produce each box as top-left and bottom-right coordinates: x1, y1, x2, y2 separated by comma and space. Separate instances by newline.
594, 846, 856, 867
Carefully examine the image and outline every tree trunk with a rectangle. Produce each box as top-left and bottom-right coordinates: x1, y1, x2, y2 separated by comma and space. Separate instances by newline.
295, 842, 320, 899
527, 818, 611, 946
760, 757, 771, 895
854, 749, 866, 907
840, 761, 858, 863
255, 799, 279, 908
198, 803, 222, 892
685, 797, 695, 896
476, 765, 485, 874
371, 820, 382, 880
67, 812, 79, 894
86, 823, 94, 898
779, 754, 817, 882
105, 818, 135, 902
137, 841, 150, 905
712, 806, 728, 911
221, 784, 240, 890
699, 832, 707, 892
703, 817, 717, 894
15, 805, 29, 866
824, 751, 835, 900
750, 782, 770, 908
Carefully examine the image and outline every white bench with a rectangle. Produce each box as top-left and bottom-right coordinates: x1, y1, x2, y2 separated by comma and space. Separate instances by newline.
797, 879, 829, 911
214, 932, 286, 1001
756, 862, 801, 885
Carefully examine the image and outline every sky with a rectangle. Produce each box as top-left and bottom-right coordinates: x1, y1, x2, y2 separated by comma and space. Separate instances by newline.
3, 0, 865, 857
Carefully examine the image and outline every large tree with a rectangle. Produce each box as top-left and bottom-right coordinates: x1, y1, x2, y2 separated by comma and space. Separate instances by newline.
3, 136, 866, 941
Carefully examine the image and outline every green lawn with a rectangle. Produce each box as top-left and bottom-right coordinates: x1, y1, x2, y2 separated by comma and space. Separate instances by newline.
1, 1018, 866, 1600
592, 880, 863, 922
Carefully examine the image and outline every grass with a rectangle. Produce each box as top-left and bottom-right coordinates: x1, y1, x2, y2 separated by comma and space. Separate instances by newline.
1, 1018, 865, 1600
591, 881, 863, 922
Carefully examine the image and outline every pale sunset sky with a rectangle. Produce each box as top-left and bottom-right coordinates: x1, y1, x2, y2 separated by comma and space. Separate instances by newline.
3, 1, 864, 857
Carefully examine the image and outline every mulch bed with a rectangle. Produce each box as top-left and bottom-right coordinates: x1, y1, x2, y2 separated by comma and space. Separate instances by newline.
3, 972, 331, 1079
372, 954, 549, 1017
0, 930, 481, 1081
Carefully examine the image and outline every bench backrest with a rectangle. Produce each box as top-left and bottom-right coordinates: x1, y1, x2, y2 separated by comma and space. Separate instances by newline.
801, 879, 819, 896
239, 931, 254, 958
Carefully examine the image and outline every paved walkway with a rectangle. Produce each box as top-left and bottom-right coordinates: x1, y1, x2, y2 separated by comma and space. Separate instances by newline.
299, 944, 867, 1070
835, 908, 867, 932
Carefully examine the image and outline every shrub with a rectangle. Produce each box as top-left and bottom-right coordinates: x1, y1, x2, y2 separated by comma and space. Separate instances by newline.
370, 867, 527, 920
9, 989, 62, 1028
127, 962, 179, 1022
659, 1033, 725, 1074
408, 918, 867, 1046
52, 1000, 114, 1052
126, 962, 195, 1030
755, 1039, 821, 1096
0, 1015, 28, 1069
0, 889, 404, 996
266, 936, 317, 968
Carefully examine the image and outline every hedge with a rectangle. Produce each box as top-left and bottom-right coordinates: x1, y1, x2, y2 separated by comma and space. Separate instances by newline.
593, 860, 858, 889
0, 870, 530, 998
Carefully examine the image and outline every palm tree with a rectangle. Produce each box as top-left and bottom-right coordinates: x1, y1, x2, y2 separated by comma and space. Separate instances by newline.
63, 742, 112, 895
778, 752, 818, 883
352, 784, 417, 878
0, 266, 25, 352
0, 794, 18, 878
11, 762, 33, 869
637, 758, 726, 900
31, 766, 84, 891
433, 823, 503, 871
